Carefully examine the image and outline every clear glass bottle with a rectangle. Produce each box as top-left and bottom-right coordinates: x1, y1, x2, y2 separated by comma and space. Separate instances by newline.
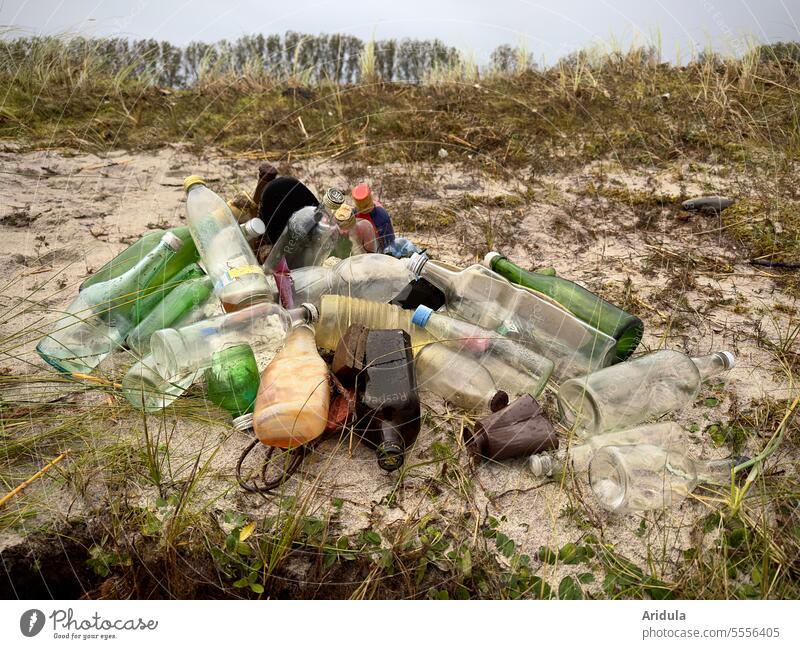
411, 305, 554, 398
529, 421, 686, 479
291, 254, 416, 307
263, 189, 345, 271
557, 350, 735, 436
484, 252, 644, 362
184, 176, 272, 312
407, 254, 616, 380
589, 444, 738, 513
150, 301, 317, 379
36, 233, 183, 374
253, 323, 330, 448
415, 343, 508, 413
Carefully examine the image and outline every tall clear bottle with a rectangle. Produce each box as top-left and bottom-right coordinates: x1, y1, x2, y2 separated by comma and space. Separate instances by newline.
484, 252, 644, 362
589, 444, 738, 513
410, 305, 554, 398
406, 254, 616, 380
36, 233, 183, 374
184, 176, 272, 312
529, 421, 686, 479
557, 350, 735, 436
263, 189, 345, 271
150, 301, 317, 379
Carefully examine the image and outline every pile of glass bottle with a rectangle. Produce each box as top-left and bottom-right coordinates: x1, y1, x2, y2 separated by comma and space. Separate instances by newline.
34, 175, 740, 513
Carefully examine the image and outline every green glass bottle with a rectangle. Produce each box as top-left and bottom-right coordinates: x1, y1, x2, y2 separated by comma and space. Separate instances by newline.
133, 262, 205, 324
483, 252, 643, 362
126, 273, 214, 356
204, 344, 260, 422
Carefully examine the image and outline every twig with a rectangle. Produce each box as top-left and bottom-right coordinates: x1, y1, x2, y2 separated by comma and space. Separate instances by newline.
71, 373, 123, 389
0, 451, 70, 508
749, 259, 800, 269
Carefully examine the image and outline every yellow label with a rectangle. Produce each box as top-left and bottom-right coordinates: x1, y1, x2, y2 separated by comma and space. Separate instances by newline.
227, 265, 265, 279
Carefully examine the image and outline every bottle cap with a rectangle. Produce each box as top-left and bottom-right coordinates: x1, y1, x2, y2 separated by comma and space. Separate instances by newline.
482, 251, 504, 269
322, 188, 345, 211
241, 218, 266, 239
161, 232, 184, 252
411, 305, 434, 327
232, 412, 254, 432
301, 302, 319, 323
718, 351, 736, 369
335, 205, 356, 229
529, 453, 554, 478
351, 183, 374, 211
183, 175, 205, 192
406, 252, 429, 276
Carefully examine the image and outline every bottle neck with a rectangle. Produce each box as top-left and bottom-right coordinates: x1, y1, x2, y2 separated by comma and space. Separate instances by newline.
418, 260, 458, 293
691, 352, 734, 381
694, 457, 738, 485
106, 239, 176, 309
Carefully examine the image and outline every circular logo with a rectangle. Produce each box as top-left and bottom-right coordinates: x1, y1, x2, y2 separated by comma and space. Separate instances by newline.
20, 609, 45, 637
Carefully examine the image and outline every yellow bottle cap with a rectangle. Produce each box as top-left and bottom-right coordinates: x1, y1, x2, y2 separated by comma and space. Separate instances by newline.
183, 175, 206, 192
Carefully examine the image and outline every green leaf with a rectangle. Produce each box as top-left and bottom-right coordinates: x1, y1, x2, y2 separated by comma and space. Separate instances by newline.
578, 572, 595, 584
236, 542, 252, 556
704, 397, 719, 407
232, 577, 249, 588
558, 576, 583, 600
250, 583, 264, 594
538, 546, 558, 564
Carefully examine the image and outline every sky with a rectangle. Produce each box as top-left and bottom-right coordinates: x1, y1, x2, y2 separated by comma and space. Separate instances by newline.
1, 0, 798, 64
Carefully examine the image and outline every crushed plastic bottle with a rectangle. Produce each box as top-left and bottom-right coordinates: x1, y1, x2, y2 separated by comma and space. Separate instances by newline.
184, 176, 272, 312
589, 444, 739, 513
253, 323, 330, 448
406, 254, 616, 380
36, 233, 183, 374
557, 350, 735, 436
150, 301, 317, 379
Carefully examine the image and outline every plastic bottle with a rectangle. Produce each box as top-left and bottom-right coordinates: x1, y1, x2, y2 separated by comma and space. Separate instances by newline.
81, 219, 265, 292
184, 176, 272, 312
264, 189, 345, 271
415, 343, 508, 413
204, 344, 260, 423
411, 305, 553, 398
253, 324, 330, 448
125, 273, 214, 356
484, 252, 644, 362
315, 295, 432, 353
150, 301, 317, 379
406, 254, 616, 380
529, 421, 686, 479
589, 444, 738, 513
291, 254, 416, 307
36, 233, 183, 374
557, 350, 735, 436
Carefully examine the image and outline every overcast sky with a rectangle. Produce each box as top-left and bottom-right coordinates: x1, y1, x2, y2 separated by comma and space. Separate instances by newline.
1, 0, 798, 64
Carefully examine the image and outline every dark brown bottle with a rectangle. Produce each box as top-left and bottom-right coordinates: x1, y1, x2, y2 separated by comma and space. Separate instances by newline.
358, 329, 420, 471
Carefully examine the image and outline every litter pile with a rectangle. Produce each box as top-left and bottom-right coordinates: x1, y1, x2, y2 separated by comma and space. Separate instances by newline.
32, 164, 745, 511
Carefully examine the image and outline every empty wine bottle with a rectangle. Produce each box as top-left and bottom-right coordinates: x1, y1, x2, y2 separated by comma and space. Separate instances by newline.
253, 323, 330, 448
125, 273, 214, 356
184, 176, 272, 312
37, 233, 183, 374
529, 421, 686, 479
406, 254, 616, 380
205, 344, 260, 423
589, 444, 738, 513
264, 189, 345, 271
358, 329, 420, 471
484, 252, 644, 362
150, 301, 317, 379
557, 350, 735, 436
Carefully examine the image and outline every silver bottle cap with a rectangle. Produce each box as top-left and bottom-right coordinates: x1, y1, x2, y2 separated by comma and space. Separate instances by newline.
482, 251, 503, 269
322, 188, 345, 211
717, 351, 736, 370
161, 232, 184, 252
232, 412, 254, 432
529, 453, 554, 478
406, 252, 429, 276
301, 302, 319, 323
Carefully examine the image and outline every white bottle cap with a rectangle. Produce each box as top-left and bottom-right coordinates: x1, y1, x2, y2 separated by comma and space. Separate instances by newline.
529, 453, 554, 478
161, 232, 184, 252
241, 218, 266, 239
406, 252, 429, 276
482, 251, 503, 268
232, 412, 254, 432
718, 351, 736, 370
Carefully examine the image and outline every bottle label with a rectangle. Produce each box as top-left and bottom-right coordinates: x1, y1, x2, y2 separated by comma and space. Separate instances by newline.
227, 265, 264, 280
